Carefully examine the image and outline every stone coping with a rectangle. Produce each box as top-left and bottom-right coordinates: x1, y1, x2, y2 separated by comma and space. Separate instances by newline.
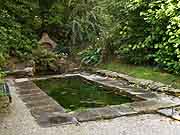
5, 67, 34, 77
14, 80, 79, 127
158, 106, 180, 121
95, 69, 180, 96
13, 72, 180, 127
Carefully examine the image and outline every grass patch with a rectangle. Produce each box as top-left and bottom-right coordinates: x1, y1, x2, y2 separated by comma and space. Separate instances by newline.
99, 61, 180, 89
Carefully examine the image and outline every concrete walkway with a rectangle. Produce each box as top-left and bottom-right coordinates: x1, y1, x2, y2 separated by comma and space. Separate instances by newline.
0, 81, 180, 135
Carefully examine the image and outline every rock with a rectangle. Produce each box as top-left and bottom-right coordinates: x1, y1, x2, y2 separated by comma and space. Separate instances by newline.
38, 32, 57, 51
5, 67, 34, 77
24, 67, 34, 76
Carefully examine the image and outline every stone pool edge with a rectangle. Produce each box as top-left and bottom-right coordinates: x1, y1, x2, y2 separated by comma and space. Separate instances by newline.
95, 69, 180, 96
13, 73, 180, 126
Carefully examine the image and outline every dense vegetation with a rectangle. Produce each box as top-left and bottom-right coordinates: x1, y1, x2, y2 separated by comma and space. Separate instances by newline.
0, 0, 103, 70
0, 0, 180, 75
116, 0, 180, 74
82, 0, 180, 75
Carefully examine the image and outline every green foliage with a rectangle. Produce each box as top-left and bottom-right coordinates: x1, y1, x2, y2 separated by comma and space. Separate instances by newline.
103, 0, 149, 62
30, 47, 59, 72
141, 0, 180, 74
1, 0, 180, 75
101, 0, 180, 74
2, 0, 39, 31
0, 0, 104, 69
45, 0, 104, 45
0, 0, 38, 66
99, 61, 180, 89
79, 47, 102, 65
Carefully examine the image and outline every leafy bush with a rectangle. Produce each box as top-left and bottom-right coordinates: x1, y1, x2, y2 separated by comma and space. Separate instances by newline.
79, 47, 102, 65
41, 0, 105, 46
103, 0, 180, 74
29, 47, 59, 72
0, 1, 38, 66
1, 0, 180, 75
142, 0, 180, 74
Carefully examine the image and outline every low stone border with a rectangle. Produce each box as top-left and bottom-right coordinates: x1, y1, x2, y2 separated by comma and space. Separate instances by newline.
95, 69, 180, 96
14, 80, 79, 127
5, 67, 34, 78
158, 106, 180, 121
70, 100, 177, 122
13, 72, 180, 127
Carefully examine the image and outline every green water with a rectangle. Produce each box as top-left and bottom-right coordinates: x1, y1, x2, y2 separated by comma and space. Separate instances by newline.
34, 76, 134, 111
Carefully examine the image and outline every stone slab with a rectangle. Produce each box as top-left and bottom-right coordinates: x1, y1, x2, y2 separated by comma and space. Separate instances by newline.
110, 104, 137, 116
31, 105, 65, 118
92, 107, 120, 119
72, 109, 102, 122
21, 95, 49, 103
131, 100, 177, 113
158, 106, 180, 121
137, 92, 158, 100
95, 69, 180, 96
15, 78, 29, 83
14, 72, 180, 125
18, 89, 42, 96
36, 112, 78, 127
25, 99, 57, 108
16, 84, 38, 91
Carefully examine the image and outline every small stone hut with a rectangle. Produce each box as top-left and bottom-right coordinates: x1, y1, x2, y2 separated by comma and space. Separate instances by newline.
38, 32, 57, 50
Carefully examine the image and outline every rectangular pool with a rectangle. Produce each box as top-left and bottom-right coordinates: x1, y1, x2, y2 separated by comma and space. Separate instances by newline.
34, 76, 135, 112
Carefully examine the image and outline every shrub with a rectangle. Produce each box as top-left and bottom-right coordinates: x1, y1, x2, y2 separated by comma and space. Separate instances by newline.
104, 0, 180, 74
79, 47, 102, 65
30, 47, 59, 72
0, 8, 38, 66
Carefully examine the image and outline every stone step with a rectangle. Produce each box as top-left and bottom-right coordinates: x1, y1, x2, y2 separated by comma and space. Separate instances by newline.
18, 89, 42, 96
15, 81, 34, 86
21, 95, 49, 103
16, 83, 37, 90
16, 87, 41, 92
30, 105, 65, 119
31, 105, 65, 114
25, 99, 57, 108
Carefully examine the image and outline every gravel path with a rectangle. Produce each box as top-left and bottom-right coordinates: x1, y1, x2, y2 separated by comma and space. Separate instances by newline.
0, 82, 180, 135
